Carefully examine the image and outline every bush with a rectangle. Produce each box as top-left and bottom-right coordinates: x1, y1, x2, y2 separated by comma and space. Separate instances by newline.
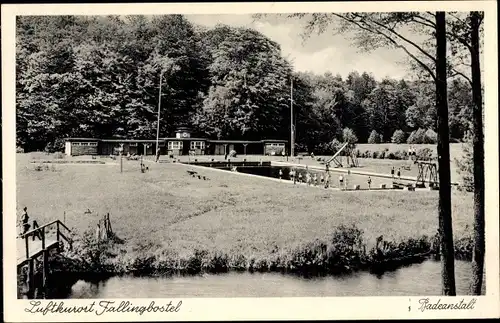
393, 150, 407, 160
391, 130, 406, 144
16, 146, 25, 153
367, 130, 381, 144
327, 225, 366, 272
66, 229, 117, 273
229, 150, 237, 158
44, 138, 65, 153
416, 148, 433, 161
407, 128, 426, 144
329, 139, 343, 154
424, 129, 438, 144
53, 152, 65, 159
288, 225, 367, 274
454, 235, 473, 261
342, 128, 358, 145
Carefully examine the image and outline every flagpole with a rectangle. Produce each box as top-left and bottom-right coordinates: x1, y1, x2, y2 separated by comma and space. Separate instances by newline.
290, 76, 294, 158
156, 69, 163, 162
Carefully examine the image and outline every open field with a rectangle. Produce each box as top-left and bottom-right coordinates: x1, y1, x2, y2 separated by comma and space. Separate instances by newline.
356, 143, 465, 158
16, 152, 473, 262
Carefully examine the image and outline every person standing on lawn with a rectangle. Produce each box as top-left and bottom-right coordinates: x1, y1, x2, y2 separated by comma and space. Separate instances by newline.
155, 148, 161, 162
368, 176, 372, 190
397, 168, 401, 180
347, 169, 351, 188
391, 166, 395, 179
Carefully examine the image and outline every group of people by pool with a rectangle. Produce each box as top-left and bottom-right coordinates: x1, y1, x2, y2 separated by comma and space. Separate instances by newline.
278, 166, 374, 190
391, 166, 402, 180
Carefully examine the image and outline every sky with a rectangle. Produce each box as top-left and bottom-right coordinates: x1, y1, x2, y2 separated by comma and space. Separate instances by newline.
186, 14, 412, 81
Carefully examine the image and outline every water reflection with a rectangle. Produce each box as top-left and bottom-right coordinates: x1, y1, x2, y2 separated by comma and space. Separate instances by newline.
68, 260, 484, 298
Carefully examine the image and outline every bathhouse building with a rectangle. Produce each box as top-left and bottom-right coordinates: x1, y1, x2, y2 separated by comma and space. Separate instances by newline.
64, 127, 287, 157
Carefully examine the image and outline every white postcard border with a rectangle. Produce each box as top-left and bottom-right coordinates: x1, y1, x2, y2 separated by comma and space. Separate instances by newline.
2, 1, 499, 321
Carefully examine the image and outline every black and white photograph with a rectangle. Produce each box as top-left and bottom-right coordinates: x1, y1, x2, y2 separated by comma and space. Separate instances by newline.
2, 1, 499, 321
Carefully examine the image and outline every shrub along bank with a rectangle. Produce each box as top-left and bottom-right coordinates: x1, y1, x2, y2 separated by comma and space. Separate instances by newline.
52, 224, 473, 279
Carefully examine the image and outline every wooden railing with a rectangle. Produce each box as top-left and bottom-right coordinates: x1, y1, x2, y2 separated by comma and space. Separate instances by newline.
20, 219, 72, 260
18, 219, 72, 299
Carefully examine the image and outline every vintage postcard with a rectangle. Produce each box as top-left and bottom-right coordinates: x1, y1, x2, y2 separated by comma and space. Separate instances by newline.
2, 1, 499, 321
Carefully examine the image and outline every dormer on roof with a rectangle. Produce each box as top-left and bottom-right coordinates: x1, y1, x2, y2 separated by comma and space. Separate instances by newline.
175, 127, 192, 139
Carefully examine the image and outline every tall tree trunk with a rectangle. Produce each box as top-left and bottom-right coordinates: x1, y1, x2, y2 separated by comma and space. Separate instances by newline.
435, 11, 456, 296
469, 11, 485, 295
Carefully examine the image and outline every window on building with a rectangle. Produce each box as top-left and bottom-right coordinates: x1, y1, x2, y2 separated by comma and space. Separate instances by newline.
190, 141, 205, 150
73, 142, 98, 146
168, 141, 183, 150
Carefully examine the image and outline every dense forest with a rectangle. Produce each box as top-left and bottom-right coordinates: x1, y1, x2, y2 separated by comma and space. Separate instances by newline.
16, 15, 474, 153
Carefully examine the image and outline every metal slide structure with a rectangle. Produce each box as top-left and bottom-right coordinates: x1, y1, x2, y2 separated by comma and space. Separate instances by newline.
325, 142, 349, 168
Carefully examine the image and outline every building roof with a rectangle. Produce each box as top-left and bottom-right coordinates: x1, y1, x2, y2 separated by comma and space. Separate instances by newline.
175, 126, 192, 132
65, 138, 100, 142
66, 138, 161, 143
207, 139, 287, 144
261, 139, 288, 143
100, 139, 159, 143
66, 137, 287, 144
162, 137, 208, 141
207, 140, 262, 144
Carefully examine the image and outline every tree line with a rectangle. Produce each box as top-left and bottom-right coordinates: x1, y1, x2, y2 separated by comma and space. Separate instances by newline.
16, 15, 474, 153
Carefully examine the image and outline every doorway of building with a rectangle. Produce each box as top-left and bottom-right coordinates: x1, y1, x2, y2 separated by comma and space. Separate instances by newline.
182, 141, 190, 156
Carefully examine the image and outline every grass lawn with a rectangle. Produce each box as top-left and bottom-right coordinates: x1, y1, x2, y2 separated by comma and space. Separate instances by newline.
356, 143, 465, 157
16, 152, 474, 260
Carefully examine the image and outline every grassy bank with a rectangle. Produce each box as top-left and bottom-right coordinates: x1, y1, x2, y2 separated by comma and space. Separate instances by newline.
16, 152, 474, 278
54, 223, 473, 279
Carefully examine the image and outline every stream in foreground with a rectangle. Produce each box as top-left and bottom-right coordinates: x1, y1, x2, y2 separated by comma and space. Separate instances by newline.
68, 260, 483, 298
